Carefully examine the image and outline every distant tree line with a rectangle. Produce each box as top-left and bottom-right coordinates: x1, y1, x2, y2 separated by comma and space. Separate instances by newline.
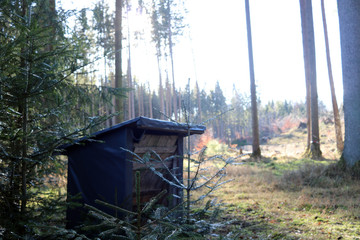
115, 78, 330, 148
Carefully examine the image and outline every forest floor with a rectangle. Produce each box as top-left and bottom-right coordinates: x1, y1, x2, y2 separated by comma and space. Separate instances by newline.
198, 122, 360, 239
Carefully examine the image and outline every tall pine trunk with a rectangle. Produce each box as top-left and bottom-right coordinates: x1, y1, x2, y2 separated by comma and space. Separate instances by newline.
111, 73, 116, 125
178, 89, 182, 121
245, 0, 261, 158
141, 84, 144, 116
167, 0, 177, 121
126, 59, 131, 119
126, 3, 135, 119
196, 81, 201, 122
157, 54, 165, 119
321, 0, 343, 152
299, 0, 321, 159
337, 0, 360, 167
115, 0, 123, 123
148, 83, 153, 118
165, 77, 171, 117
127, 58, 135, 119
300, 0, 312, 150
173, 82, 177, 120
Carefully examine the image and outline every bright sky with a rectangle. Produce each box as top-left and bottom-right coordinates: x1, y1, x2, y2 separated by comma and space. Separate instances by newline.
60, 0, 343, 109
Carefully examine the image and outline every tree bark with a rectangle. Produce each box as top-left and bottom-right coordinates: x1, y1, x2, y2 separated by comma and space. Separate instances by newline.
337, 0, 360, 167
148, 83, 153, 118
299, 0, 312, 151
141, 84, 144, 116
321, 0, 343, 153
165, 77, 171, 117
137, 84, 141, 116
126, 4, 135, 119
168, 12, 178, 121
173, 82, 177, 120
196, 81, 201, 122
165, 0, 177, 121
300, 0, 312, 150
245, 0, 261, 158
127, 58, 135, 119
111, 73, 116, 125
115, 0, 123, 123
299, 0, 321, 159
157, 54, 165, 119
178, 89, 182, 121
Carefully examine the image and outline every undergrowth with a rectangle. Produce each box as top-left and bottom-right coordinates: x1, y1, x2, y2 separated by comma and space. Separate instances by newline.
207, 156, 360, 239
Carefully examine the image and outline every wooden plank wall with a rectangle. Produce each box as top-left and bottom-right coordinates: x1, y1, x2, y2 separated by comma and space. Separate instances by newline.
132, 134, 180, 206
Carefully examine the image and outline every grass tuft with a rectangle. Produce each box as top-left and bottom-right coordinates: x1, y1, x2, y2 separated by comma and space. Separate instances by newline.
202, 121, 360, 239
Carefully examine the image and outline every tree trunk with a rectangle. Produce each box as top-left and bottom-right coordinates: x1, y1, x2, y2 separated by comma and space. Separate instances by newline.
245, 0, 261, 158
157, 54, 165, 119
127, 58, 135, 119
127, 62, 131, 120
299, 0, 321, 159
167, 3, 178, 121
337, 0, 360, 167
126, 4, 135, 119
137, 84, 141, 116
141, 84, 144, 116
299, 0, 312, 151
104, 20, 110, 127
196, 81, 201, 122
321, 0, 343, 152
111, 73, 116, 125
178, 89, 182, 121
115, 0, 123, 123
148, 83, 153, 118
165, 77, 171, 118
173, 82, 177, 120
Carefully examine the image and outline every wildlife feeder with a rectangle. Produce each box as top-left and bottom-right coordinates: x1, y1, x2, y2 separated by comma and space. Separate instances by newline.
61, 117, 205, 228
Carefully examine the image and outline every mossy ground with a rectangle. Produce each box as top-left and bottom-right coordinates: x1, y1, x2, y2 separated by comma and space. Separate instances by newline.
193, 123, 360, 239
208, 162, 360, 239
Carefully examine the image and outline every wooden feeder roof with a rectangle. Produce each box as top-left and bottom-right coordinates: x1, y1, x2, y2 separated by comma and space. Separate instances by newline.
61, 116, 205, 150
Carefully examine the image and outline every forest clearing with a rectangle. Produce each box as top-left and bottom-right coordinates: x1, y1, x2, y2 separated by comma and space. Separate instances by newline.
193, 120, 360, 240
2, 0, 360, 239
3, 115, 359, 240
